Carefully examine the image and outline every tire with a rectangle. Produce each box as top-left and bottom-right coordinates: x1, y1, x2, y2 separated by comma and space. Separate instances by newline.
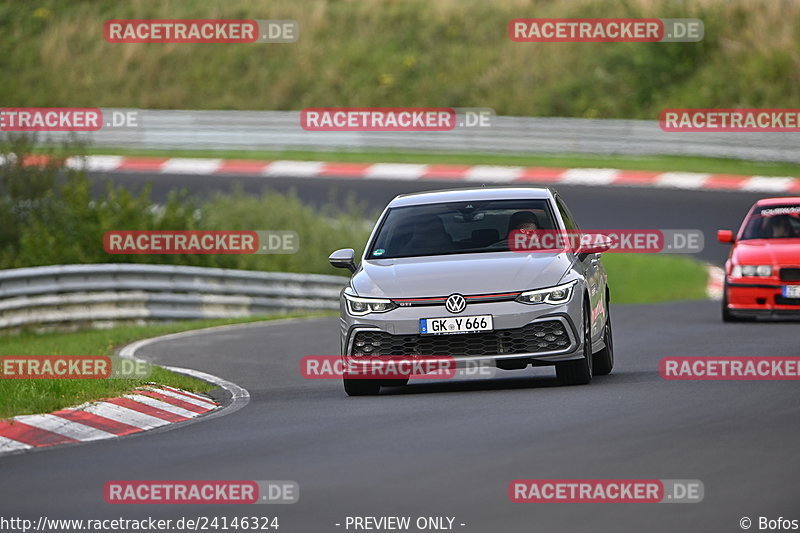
343, 377, 381, 396
592, 304, 614, 376
556, 299, 592, 386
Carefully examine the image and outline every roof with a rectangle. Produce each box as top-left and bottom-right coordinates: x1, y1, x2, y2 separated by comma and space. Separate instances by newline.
388, 187, 555, 208
755, 197, 800, 206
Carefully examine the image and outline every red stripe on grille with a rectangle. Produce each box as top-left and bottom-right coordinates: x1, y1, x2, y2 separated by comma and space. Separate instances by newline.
393, 297, 447, 302
465, 292, 521, 299
393, 292, 520, 303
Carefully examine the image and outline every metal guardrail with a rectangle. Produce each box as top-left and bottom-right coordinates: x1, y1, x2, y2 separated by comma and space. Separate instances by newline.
0, 264, 347, 330
36, 109, 800, 163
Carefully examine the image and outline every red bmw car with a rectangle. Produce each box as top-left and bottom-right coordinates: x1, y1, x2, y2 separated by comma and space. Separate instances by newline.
717, 197, 800, 321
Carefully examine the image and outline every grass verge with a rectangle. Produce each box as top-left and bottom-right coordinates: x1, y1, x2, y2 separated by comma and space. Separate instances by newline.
0, 312, 331, 419
603, 254, 708, 304
78, 147, 800, 178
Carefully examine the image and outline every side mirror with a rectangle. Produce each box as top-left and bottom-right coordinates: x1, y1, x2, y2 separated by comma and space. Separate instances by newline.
578, 234, 613, 252
576, 234, 614, 261
717, 230, 734, 244
328, 248, 357, 273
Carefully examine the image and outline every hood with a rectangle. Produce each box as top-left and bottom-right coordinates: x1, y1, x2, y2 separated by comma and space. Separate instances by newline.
351, 252, 572, 298
732, 239, 800, 266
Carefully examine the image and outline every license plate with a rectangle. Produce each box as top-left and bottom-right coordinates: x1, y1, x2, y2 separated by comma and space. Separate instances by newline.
783, 285, 800, 298
420, 315, 493, 335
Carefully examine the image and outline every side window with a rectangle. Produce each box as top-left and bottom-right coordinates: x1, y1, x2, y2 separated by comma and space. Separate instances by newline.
555, 196, 579, 231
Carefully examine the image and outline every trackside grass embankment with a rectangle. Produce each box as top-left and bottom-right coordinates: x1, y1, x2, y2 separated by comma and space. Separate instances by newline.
2, 0, 798, 118
0, 313, 330, 419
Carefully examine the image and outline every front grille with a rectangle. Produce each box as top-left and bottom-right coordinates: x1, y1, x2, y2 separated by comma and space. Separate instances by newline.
351, 320, 572, 357
779, 268, 800, 282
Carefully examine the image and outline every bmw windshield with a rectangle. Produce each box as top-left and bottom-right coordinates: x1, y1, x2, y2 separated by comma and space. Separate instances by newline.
367, 199, 557, 259
740, 205, 800, 240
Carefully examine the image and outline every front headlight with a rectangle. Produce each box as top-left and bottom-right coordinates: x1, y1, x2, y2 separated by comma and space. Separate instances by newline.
344, 294, 397, 316
732, 265, 772, 278
516, 280, 578, 305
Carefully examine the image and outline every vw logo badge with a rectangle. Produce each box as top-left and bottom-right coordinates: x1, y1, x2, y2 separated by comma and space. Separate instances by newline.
445, 294, 466, 314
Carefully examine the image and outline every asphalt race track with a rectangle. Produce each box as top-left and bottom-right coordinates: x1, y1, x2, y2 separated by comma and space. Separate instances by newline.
88, 170, 773, 264
3, 300, 799, 532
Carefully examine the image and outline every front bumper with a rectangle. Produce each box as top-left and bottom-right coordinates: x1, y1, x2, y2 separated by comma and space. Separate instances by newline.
339, 296, 585, 365
725, 281, 800, 319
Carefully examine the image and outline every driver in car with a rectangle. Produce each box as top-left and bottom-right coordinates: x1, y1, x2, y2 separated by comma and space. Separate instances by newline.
769, 215, 798, 238
504, 211, 541, 251
507, 211, 540, 234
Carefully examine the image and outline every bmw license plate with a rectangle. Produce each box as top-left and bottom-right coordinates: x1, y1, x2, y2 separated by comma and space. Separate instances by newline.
420, 315, 493, 335
782, 285, 800, 299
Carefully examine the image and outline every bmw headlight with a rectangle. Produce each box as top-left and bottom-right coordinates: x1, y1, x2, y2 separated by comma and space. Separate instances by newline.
516, 280, 578, 305
732, 265, 772, 278
344, 294, 397, 316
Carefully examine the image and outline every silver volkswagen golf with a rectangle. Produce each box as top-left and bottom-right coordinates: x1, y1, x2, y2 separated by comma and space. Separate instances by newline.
328, 187, 613, 396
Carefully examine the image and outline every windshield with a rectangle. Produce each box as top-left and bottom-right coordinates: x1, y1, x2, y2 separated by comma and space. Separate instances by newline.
367, 199, 557, 259
741, 205, 800, 240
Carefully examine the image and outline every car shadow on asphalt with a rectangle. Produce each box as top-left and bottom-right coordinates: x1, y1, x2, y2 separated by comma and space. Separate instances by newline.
378, 369, 657, 395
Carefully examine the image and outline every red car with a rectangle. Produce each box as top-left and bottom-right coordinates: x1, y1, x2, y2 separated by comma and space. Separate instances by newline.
717, 197, 800, 321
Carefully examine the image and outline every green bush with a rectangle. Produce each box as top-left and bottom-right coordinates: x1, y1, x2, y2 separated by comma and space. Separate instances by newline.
197, 189, 372, 273
0, 136, 371, 273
